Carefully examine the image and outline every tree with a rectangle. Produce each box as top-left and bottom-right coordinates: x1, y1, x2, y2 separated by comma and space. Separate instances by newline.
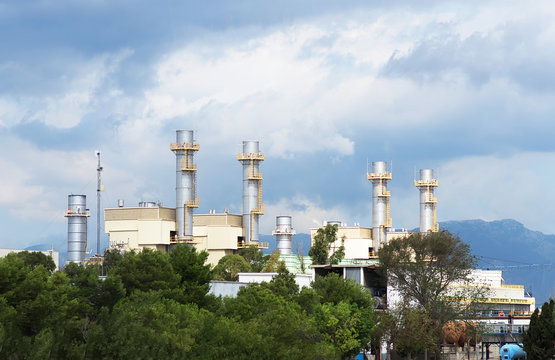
378, 231, 476, 322
261, 250, 283, 272
213, 254, 251, 281
309, 224, 345, 265
86, 291, 203, 359
311, 273, 373, 309
169, 244, 212, 305
260, 262, 299, 299
523, 299, 555, 360
109, 248, 180, 295
237, 245, 268, 272
390, 305, 438, 360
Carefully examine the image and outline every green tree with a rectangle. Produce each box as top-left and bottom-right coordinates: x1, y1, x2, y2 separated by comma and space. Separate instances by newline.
110, 248, 180, 295
378, 231, 476, 322
523, 299, 555, 360
311, 273, 374, 309
86, 291, 202, 359
238, 245, 268, 272
102, 248, 123, 274
219, 284, 337, 358
213, 254, 251, 281
262, 249, 283, 272
260, 262, 299, 299
15, 251, 56, 273
169, 244, 212, 305
312, 301, 363, 357
391, 305, 438, 360
309, 224, 345, 265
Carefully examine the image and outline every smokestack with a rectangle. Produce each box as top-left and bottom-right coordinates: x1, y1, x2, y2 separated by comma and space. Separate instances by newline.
367, 161, 392, 249
171, 130, 199, 241
64, 194, 90, 264
237, 141, 264, 244
415, 169, 438, 233
272, 216, 296, 255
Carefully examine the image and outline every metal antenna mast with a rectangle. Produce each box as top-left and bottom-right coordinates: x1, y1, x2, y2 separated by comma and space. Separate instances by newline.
96, 150, 103, 255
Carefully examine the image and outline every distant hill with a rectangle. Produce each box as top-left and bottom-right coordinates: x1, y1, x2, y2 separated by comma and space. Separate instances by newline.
439, 219, 554, 306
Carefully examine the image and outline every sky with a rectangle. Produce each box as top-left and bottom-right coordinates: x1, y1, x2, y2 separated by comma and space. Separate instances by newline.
2, 0, 555, 254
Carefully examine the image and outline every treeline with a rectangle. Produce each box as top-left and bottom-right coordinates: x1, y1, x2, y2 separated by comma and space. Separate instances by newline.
0, 246, 377, 359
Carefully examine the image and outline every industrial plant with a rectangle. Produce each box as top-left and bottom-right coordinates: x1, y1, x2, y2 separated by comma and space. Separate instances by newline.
60, 128, 536, 360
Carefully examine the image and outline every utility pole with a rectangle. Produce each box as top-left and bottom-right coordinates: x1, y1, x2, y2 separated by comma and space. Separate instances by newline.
96, 150, 103, 256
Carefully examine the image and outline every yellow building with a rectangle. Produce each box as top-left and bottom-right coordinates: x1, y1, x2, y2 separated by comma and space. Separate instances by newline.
104, 206, 258, 265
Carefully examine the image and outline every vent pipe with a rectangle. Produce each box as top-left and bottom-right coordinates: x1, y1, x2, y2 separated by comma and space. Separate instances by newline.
415, 169, 438, 233
272, 216, 296, 255
171, 130, 199, 241
237, 141, 264, 244
367, 161, 392, 249
64, 194, 90, 264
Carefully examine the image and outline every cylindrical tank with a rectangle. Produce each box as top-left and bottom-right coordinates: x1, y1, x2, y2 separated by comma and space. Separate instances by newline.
118, 199, 124, 208
172, 130, 198, 240
273, 216, 296, 255
416, 169, 438, 233
65, 195, 89, 264
238, 140, 264, 244
369, 161, 391, 249
500, 344, 526, 360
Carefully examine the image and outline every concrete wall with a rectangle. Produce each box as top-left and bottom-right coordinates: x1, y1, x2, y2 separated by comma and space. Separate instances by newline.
238, 272, 313, 288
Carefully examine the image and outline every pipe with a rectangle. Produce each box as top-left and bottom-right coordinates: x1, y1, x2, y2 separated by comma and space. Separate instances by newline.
368, 161, 392, 249
171, 130, 199, 241
415, 169, 438, 233
237, 141, 264, 244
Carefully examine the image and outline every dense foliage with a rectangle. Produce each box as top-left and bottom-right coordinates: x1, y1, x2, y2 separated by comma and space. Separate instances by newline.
0, 247, 377, 359
523, 299, 555, 360
378, 231, 480, 357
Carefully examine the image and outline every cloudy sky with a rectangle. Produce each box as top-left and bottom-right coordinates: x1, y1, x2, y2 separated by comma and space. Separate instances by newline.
2, 0, 555, 252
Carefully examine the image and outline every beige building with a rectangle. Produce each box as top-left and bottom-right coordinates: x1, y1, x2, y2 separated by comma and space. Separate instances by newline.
104, 206, 265, 266
310, 223, 409, 259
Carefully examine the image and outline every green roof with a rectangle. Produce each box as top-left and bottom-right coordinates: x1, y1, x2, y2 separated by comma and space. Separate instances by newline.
279, 254, 380, 274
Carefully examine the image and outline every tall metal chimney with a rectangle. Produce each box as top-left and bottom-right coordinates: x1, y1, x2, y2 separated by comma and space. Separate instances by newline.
237, 141, 264, 244
272, 216, 296, 255
415, 169, 438, 233
64, 194, 90, 264
170, 130, 199, 241
367, 161, 392, 249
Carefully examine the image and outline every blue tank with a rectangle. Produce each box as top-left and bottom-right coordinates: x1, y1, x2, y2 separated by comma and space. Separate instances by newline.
500, 343, 526, 360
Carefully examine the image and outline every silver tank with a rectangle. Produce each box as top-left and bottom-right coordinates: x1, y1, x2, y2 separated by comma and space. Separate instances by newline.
238, 140, 264, 244
272, 216, 296, 255
173, 130, 198, 240
65, 194, 89, 264
369, 161, 391, 249
416, 169, 438, 233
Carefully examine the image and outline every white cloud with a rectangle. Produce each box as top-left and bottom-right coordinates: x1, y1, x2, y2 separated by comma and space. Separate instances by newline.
434, 152, 555, 233
0, 49, 132, 129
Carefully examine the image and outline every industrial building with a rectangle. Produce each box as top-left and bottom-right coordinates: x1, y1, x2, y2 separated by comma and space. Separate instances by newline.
96, 129, 534, 329
102, 131, 269, 266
